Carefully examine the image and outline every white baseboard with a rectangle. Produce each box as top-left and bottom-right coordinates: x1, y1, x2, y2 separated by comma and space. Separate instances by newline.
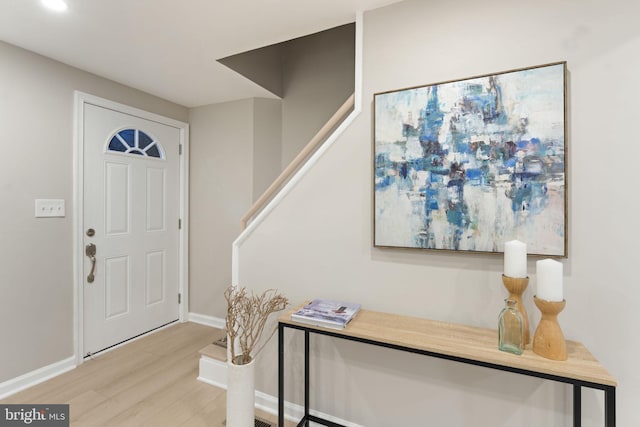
254, 390, 362, 427
197, 354, 359, 426
188, 312, 225, 329
0, 356, 76, 400
254, 390, 303, 424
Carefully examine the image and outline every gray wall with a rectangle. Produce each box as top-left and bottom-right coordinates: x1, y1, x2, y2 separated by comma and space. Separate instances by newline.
0, 41, 187, 383
188, 99, 256, 316
187, 97, 282, 317
238, 0, 640, 425
252, 98, 282, 200
281, 24, 355, 167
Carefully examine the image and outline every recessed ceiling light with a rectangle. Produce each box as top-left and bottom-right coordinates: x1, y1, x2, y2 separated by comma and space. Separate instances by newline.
41, 0, 68, 12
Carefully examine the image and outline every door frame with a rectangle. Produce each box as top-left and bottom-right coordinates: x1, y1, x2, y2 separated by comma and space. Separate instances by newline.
73, 91, 190, 365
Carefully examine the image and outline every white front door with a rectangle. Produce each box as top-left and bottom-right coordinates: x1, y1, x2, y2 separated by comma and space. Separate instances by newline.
83, 102, 180, 356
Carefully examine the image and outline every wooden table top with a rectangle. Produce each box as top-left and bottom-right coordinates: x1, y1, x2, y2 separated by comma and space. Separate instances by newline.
280, 307, 616, 387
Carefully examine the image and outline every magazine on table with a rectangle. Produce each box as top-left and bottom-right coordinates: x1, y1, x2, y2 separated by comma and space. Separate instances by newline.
291, 299, 361, 330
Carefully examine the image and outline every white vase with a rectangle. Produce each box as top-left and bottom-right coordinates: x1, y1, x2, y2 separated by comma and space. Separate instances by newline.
226, 356, 255, 427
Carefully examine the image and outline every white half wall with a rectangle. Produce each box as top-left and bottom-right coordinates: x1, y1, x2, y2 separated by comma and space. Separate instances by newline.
236, 0, 639, 425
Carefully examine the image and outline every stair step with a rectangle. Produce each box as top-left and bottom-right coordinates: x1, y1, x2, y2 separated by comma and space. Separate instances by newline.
198, 327, 228, 388
199, 327, 227, 362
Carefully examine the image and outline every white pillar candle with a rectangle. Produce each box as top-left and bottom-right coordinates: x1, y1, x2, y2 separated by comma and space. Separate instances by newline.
504, 240, 527, 278
536, 259, 563, 301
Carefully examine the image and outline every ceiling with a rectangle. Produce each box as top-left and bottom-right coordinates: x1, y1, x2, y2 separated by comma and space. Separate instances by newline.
0, 0, 401, 108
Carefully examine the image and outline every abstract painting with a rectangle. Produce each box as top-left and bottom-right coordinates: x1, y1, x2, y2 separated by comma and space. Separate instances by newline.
374, 62, 566, 256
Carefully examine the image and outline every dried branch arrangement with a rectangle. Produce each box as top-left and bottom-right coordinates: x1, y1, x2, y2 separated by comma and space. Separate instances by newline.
225, 285, 288, 365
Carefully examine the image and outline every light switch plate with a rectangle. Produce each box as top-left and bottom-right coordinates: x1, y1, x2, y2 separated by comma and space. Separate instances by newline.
35, 199, 65, 217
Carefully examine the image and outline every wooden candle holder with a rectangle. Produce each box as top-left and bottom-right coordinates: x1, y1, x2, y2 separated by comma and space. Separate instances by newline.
501, 275, 530, 345
533, 296, 567, 361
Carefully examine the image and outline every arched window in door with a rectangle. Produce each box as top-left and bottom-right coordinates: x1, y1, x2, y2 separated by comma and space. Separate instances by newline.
107, 128, 164, 159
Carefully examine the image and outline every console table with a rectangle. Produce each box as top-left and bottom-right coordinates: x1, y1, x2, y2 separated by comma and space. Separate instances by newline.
278, 307, 616, 427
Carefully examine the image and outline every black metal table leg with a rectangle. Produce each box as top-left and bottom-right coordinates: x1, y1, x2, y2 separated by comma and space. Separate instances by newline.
278, 323, 284, 427
304, 330, 310, 426
573, 385, 581, 427
605, 386, 616, 427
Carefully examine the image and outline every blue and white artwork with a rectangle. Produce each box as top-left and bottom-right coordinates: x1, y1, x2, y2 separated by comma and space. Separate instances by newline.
374, 63, 566, 256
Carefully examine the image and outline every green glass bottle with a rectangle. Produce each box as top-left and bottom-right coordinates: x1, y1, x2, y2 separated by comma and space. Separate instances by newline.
498, 299, 524, 355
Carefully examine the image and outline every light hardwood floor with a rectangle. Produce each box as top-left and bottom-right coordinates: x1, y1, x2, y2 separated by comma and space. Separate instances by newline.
1, 322, 291, 426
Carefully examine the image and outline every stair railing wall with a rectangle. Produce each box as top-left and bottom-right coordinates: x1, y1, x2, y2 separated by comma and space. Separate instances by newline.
232, 12, 363, 287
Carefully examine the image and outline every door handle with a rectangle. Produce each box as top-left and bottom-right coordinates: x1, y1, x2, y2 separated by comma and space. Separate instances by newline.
86, 243, 96, 283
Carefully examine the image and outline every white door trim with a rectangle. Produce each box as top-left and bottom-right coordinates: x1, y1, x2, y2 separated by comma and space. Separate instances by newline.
73, 91, 189, 365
